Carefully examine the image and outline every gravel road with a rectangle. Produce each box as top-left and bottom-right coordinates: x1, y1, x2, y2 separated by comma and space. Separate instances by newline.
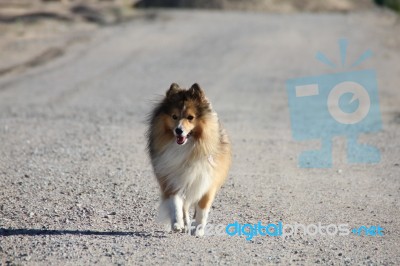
0, 9, 400, 265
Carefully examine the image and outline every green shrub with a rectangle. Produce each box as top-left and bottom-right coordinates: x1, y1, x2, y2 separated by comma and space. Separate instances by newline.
374, 0, 400, 12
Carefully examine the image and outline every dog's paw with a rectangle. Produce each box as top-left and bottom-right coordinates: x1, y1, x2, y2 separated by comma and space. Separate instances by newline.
173, 222, 184, 232
195, 227, 205, 237
183, 225, 190, 234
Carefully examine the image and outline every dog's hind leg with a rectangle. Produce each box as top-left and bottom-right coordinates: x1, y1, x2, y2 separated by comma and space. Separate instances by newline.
183, 203, 192, 233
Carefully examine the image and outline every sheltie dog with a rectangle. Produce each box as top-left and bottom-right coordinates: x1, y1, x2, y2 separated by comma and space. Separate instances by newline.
147, 83, 231, 236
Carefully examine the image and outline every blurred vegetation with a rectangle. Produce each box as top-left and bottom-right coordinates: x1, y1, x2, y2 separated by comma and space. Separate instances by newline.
133, 0, 400, 14
0, 0, 399, 20
133, 0, 375, 12
374, 0, 400, 12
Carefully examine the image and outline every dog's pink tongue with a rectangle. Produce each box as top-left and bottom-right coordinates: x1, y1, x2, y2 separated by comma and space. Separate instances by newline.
176, 136, 186, 145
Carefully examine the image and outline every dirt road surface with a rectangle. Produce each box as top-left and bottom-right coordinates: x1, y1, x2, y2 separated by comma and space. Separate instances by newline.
1, 9, 400, 265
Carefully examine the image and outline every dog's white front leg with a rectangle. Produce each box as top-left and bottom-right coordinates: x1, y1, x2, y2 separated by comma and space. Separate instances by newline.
171, 194, 184, 231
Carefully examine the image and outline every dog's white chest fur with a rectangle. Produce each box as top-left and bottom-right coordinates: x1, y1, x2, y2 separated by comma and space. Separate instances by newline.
153, 140, 213, 204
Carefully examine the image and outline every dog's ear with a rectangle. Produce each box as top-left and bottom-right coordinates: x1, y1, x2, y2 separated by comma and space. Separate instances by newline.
188, 83, 206, 101
166, 83, 181, 98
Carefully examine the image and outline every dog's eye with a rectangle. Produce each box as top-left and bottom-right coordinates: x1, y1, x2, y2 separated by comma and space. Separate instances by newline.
172, 114, 178, 120
187, 115, 194, 121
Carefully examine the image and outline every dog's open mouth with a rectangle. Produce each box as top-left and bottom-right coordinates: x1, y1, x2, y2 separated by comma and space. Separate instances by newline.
176, 132, 192, 145
176, 136, 186, 145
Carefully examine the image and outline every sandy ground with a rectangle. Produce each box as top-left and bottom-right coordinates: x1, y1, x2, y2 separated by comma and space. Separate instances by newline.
1, 8, 400, 265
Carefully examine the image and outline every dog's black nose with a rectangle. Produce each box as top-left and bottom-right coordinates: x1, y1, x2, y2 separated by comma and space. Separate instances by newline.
175, 128, 183, 135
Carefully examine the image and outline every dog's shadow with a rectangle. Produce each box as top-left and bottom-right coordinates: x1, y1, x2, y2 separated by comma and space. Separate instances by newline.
0, 228, 164, 238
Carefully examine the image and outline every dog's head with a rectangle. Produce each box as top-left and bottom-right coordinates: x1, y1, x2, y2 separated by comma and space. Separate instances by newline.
162, 83, 211, 145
